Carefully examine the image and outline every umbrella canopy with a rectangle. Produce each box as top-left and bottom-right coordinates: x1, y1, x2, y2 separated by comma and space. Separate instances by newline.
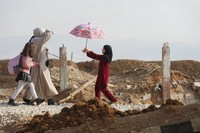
70, 22, 105, 48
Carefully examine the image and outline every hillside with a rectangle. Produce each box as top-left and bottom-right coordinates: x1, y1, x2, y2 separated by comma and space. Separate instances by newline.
0, 59, 200, 132
1, 59, 200, 104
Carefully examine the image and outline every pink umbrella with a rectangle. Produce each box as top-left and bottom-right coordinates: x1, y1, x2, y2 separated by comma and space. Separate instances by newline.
70, 22, 105, 48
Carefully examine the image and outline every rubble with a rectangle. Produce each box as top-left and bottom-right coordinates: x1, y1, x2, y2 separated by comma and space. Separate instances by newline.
1, 59, 200, 132
18, 98, 184, 133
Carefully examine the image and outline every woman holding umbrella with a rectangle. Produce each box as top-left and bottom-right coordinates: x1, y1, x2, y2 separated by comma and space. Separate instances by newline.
82, 45, 117, 103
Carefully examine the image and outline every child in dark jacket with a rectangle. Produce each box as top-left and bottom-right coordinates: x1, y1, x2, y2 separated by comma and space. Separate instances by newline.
82, 45, 117, 103
8, 42, 45, 106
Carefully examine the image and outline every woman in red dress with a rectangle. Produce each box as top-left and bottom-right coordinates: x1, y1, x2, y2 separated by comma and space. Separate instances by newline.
83, 45, 117, 103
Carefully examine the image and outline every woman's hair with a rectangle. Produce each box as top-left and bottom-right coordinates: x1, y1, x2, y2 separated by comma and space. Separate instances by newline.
21, 42, 36, 57
103, 45, 113, 63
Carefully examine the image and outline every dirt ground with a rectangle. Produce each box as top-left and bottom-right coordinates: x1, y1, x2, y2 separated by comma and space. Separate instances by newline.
1, 59, 200, 132
12, 98, 200, 133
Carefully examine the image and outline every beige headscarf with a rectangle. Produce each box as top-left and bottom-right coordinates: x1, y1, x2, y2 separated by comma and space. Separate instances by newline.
33, 27, 45, 37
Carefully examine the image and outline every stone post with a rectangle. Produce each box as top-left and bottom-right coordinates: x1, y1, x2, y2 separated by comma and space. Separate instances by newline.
162, 42, 171, 103
71, 52, 73, 61
59, 44, 67, 91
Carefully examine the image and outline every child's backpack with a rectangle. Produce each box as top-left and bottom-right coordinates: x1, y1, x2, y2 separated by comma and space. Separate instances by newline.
7, 55, 22, 75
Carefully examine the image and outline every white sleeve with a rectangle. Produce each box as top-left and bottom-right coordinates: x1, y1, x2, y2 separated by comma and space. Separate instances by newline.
32, 31, 53, 47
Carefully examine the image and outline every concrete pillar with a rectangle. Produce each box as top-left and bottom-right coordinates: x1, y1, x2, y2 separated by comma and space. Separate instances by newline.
59, 44, 67, 91
71, 52, 73, 61
162, 42, 171, 103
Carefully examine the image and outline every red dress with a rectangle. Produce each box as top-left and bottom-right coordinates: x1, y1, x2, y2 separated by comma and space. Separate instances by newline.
87, 51, 117, 102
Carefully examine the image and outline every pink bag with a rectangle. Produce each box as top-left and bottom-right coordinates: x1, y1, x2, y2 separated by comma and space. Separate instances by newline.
7, 55, 22, 75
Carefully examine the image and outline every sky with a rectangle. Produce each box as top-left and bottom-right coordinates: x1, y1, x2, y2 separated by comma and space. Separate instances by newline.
0, 0, 200, 62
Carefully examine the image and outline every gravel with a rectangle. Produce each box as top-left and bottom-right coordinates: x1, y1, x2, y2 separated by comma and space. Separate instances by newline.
0, 100, 151, 129
0, 100, 74, 128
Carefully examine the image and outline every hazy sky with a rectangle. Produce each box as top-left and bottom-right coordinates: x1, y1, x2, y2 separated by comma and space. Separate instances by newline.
0, 0, 200, 62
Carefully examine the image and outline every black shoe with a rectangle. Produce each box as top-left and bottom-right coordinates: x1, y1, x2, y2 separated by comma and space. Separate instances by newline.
8, 99, 18, 106
48, 98, 56, 105
23, 98, 34, 105
35, 98, 45, 105
23, 98, 31, 105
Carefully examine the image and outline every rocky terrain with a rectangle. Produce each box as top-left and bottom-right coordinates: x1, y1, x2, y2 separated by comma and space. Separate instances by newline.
0, 59, 200, 132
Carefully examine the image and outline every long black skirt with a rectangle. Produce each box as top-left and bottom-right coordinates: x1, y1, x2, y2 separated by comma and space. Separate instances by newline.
15, 71, 32, 83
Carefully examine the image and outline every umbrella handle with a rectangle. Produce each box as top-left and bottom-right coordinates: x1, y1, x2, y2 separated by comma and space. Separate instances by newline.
85, 38, 88, 48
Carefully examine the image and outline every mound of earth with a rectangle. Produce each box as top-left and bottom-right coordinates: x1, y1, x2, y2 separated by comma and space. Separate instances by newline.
17, 99, 186, 133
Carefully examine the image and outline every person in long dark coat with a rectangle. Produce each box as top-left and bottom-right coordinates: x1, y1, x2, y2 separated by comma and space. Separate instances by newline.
82, 45, 117, 103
